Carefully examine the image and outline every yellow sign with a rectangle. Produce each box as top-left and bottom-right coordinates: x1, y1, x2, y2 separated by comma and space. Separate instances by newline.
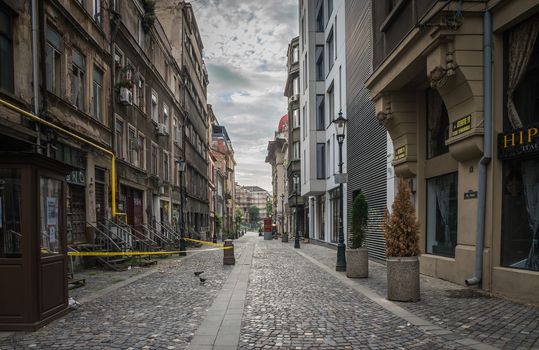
451, 115, 472, 137
394, 146, 406, 161
498, 125, 539, 159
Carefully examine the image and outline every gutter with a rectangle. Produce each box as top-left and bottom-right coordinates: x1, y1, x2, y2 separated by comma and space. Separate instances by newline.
465, 9, 492, 286
0, 98, 118, 218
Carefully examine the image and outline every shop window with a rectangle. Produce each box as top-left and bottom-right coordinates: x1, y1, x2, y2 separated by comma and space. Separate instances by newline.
426, 172, 458, 258
40, 177, 62, 255
0, 169, 22, 258
426, 87, 449, 159
319, 195, 326, 241
501, 16, 539, 271
0, 6, 13, 92
330, 188, 340, 243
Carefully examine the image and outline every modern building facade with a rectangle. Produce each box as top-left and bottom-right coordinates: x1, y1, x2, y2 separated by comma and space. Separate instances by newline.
344, 1, 394, 260
284, 36, 304, 239
266, 114, 289, 236
299, 0, 348, 245
365, 0, 539, 303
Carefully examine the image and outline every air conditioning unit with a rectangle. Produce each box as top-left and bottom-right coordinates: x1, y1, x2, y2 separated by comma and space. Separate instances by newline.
156, 123, 167, 136
119, 87, 133, 105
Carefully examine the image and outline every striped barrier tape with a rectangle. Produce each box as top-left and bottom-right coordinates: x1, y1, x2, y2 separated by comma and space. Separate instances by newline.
67, 246, 232, 257
183, 237, 225, 247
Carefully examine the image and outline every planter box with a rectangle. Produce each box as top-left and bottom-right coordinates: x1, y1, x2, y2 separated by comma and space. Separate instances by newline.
387, 256, 420, 301
346, 248, 368, 278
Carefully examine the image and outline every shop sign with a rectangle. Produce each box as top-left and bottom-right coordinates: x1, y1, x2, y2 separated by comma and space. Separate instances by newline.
451, 115, 472, 137
66, 169, 85, 185
394, 146, 406, 161
498, 125, 539, 159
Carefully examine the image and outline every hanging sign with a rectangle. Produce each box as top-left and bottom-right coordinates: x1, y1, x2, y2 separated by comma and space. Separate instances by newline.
394, 146, 406, 161
451, 115, 472, 137
498, 125, 539, 159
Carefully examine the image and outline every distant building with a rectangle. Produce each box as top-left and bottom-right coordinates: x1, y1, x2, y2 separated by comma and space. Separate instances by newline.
266, 114, 289, 236
235, 185, 271, 225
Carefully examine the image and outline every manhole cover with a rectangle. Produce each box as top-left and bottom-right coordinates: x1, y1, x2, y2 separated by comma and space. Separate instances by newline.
446, 289, 491, 299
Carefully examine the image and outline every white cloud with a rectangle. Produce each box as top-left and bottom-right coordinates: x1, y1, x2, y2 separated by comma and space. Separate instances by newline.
193, 0, 298, 192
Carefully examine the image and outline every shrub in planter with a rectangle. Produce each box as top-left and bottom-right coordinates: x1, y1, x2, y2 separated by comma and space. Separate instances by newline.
346, 192, 369, 278
382, 178, 421, 301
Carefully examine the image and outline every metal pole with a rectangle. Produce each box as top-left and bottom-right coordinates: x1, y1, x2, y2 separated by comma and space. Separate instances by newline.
336, 137, 346, 271
294, 175, 300, 249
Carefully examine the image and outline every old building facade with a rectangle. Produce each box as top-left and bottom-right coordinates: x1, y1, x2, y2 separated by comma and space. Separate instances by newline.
365, 0, 539, 303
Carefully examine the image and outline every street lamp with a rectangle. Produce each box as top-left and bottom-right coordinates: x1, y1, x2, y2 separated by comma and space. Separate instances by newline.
293, 173, 300, 249
280, 193, 285, 235
333, 110, 347, 271
177, 159, 187, 256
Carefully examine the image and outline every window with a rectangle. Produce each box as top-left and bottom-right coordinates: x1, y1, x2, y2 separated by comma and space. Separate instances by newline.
426, 88, 449, 159
93, 0, 101, 26
173, 118, 180, 144
163, 151, 170, 182
316, 46, 324, 80
163, 104, 169, 132
92, 66, 103, 121
292, 45, 299, 63
302, 58, 307, 92
151, 143, 158, 176
40, 177, 62, 255
316, 143, 326, 179
330, 188, 340, 243
316, 4, 324, 32
318, 195, 325, 241
0, 169, 22, 258
327, 0, 333, 18
293, 77, 299, 96
426, 173, 458, 258
292, 109, 300, 129
115, 118, 124, 158
328, 84, 334, 124
71, 49, 85, 111
114, 46, 124, 72
128, 127, 138, 166
327, 29, 334, 71
46, 27, 62, 95
334, 16, 338, 60
138, 18, 144, 49
501, 17, 539, 272
0, 4, 13, 92
138, 133, 145, 169
302, 106, 307, 139
293, 142, 300, 160
316, 95, 325, 130
301, 14, 306, 47
151, 91, 158, 123
326, 140, 330, 178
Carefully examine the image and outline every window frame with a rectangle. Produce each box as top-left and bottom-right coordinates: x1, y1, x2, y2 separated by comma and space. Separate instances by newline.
71, 48, 86, 111
91, 65, 104, 122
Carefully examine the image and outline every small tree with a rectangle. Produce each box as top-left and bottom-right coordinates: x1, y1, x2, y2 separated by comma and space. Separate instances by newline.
266, 199, 273, 217
215, 214, 223, 234
249, 206, 260, 223
383, 178, 420, 257
350, 192, 368, 249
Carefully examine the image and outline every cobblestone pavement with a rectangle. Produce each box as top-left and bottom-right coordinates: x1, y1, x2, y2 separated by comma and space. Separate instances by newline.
0, 242, 246, 350
299, 241, 539, 350
239, 240, 463, 349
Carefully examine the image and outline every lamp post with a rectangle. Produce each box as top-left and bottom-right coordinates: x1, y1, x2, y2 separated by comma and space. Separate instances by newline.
333, 111, 347, 271
294, 173, 300, 249
280, 193, 285, 236
177, 159, 186, 256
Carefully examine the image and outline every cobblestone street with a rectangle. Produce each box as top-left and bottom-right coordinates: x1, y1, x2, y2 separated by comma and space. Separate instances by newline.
1, 233, 538, 350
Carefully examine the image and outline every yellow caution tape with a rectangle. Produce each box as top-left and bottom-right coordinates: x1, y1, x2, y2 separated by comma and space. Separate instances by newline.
67, 246, 232, 257
183, 237, 225, 247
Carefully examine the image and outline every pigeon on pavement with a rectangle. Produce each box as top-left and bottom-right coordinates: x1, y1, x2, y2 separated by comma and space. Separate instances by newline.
194, 271, 204, 276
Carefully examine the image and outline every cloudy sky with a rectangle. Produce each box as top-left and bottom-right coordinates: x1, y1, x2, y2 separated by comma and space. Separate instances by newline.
192, 0, 298, 193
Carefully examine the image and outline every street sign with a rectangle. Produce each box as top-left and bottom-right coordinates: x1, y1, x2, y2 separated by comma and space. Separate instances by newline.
334, 173, 348, 184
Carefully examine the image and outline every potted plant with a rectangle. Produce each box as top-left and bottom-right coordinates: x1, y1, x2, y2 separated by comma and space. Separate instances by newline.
382, 178, 421, 301
346, 191, 369, 278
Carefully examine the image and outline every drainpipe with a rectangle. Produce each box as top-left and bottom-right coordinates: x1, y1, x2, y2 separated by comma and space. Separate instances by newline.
31, 0, 41, 153
465, 10, 492, 286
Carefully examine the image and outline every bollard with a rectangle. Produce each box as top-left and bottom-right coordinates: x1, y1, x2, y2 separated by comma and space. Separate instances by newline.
282, 232, 288, 243
223, 239, 235, 265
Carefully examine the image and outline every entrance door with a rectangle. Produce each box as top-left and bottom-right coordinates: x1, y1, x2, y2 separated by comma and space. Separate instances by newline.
66, 184, 85, 244
125, 186, 143, 233
94, 168, 106, 225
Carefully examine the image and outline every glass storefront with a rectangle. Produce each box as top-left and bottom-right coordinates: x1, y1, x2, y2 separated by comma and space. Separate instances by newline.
426, 172, 458, 258
40, 177, 62, 255
0, 169, 21, 258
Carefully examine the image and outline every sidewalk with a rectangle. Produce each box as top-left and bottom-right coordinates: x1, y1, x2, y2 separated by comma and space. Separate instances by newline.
295, 240, 539, 350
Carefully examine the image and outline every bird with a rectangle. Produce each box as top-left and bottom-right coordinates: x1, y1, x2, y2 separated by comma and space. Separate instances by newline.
199, 277, 206, 283
194, 271, 204, 276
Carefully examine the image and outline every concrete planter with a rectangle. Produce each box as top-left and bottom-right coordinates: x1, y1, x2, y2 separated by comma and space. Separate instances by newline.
386, 256, 420, 302
346, 248, 368, 278
282, 233, 288, 243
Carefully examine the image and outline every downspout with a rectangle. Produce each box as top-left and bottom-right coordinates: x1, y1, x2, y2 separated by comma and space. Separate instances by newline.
31, 0, 41, 153
465, 9, 492, 286
110, 5, 121, 219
